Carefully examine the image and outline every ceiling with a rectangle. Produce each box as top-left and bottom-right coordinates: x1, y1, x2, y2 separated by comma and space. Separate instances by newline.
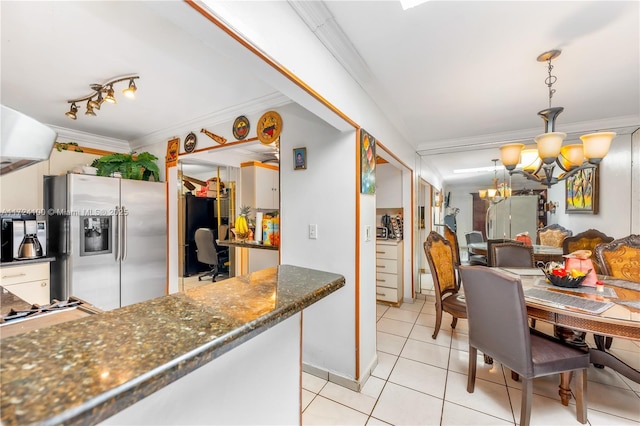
1, 1, 638, 189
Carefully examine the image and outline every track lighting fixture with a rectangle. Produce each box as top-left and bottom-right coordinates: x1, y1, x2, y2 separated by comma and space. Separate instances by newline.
65, 75, 139, 120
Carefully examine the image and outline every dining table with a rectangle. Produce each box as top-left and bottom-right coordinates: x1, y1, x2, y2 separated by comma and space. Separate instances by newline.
468, 242, 565, 263
495, 267, 640, 405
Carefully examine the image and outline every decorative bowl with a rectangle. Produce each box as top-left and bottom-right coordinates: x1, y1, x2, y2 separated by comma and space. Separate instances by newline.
542, 270, 588, 288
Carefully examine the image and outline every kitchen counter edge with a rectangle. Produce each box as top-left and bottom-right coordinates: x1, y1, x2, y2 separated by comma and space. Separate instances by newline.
0, 264, 345, 426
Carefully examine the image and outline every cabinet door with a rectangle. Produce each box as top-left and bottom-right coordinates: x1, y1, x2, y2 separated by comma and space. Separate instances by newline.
255, 167, 278, 210
4, 280, 50, 305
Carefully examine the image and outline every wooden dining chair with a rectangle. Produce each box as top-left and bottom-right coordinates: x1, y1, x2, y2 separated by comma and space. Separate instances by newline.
424, 231, 467, 339
595, 234, 640, 283
444, 224, 461, 267
562, 229, 614, 274
491, 242, 535, 268
459, 266, 589, 426
537, 224, 573, 247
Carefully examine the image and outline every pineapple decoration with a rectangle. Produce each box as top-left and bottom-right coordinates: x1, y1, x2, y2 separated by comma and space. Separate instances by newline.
235, 205, 251, 241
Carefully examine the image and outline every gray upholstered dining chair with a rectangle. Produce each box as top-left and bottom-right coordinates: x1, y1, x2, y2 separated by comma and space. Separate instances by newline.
486, 238, 524, 267
424, 231, 467, 339
491, 242, 535, 268
465, 231, 488, 266
459, 266, 589, 426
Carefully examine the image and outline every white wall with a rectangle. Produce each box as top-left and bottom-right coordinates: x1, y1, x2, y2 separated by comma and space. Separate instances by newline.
376, 163, 402, 208
277, 104, 363, 380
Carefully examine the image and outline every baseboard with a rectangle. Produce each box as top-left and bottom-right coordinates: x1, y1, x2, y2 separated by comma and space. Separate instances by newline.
302, 355, 379, 393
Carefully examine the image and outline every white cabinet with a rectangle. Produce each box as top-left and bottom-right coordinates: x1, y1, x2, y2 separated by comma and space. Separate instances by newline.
376, 240, 402, 305
0, 261, 50, 305
241, 161, 279, 210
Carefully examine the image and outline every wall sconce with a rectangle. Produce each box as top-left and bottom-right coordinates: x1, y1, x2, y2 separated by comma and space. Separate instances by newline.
500, 50, 615, 186
65, 75, 140, 120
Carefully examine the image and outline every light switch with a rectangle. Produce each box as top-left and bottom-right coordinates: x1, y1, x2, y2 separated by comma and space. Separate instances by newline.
309, 224, 318, 239
365, 225, 372, 241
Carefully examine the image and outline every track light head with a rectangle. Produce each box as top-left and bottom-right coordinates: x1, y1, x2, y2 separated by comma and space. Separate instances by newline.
65, 103, 78, 120
85, 101, 96, 116
104, 85, 117, 104
122, 79, 137, 99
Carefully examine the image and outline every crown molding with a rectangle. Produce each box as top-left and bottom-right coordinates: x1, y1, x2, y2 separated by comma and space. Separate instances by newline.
50, 126, 131, 152
417, 115, 640, 156
129, 92, 291, 150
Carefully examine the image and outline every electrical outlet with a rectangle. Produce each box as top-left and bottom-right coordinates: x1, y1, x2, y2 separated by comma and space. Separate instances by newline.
309, 224, 318, 239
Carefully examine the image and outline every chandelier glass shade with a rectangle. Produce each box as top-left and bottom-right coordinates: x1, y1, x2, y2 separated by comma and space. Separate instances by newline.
478, 159, 511, 201
65, 75, 139, 120
499, 50, 615, 187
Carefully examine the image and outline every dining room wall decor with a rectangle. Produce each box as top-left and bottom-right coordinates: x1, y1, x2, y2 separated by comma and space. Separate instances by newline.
565, 166, 598, 214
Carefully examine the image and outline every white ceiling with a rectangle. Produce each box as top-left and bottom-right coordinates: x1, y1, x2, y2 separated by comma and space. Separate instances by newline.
1, 1, 638, 190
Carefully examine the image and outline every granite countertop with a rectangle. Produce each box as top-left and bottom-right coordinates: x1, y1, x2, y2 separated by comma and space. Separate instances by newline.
0, 264, 345, 426
0, 256, 55, 267
217, 239, 279, 250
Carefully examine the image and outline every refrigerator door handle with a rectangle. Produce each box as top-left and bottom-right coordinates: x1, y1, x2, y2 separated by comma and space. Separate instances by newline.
115, 205, 121, 261
121, 205, 128, 261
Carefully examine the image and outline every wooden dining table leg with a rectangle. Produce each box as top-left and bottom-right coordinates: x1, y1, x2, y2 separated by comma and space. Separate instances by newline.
559, 371, 572, 406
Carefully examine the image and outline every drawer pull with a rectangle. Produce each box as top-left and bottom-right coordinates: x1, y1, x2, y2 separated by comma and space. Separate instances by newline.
2, 273, 27, 279
41, 282, 47, 287
377, 265, 385, 269
376, 279, 386, 283
376, 292, 385, 296
376, 251, 385, 254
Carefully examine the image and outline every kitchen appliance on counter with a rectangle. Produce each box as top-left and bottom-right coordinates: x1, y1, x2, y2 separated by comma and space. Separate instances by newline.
376, 227, 388, 240
44, 174, 166, 311
1, 214, 47, 261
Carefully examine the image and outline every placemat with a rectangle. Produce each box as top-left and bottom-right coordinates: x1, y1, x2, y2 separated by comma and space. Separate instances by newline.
601, 278, 640, 292
524, 288, 614, 314
532, 278, 618, 298
616, 300, 640, 310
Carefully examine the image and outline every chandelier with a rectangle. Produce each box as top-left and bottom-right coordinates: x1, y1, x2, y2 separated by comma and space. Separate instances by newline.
65, 75, 139, 120
499, 50, 615, 187
479, 159, 511, 201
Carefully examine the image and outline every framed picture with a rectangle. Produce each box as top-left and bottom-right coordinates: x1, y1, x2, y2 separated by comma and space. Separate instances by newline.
360, 129, 376, 194
293, 147, 306, 170
565, 167, 598, 214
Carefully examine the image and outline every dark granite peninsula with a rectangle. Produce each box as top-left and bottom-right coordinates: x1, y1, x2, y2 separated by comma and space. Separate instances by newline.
0, 265, 345, 425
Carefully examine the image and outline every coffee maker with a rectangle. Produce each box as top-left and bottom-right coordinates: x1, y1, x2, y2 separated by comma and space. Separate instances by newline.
0, 214, 46, 261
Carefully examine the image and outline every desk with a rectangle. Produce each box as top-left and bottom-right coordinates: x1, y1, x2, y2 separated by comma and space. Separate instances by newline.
498, 268, 640, 404
468, 242, 564, 263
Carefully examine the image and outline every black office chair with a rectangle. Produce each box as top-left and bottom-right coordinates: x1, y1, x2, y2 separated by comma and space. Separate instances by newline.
194, 228, 228, 282
459, 266, 589, 426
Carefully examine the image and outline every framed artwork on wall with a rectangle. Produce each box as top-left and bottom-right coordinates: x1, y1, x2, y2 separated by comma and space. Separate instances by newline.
293, 147, 306, 170
360, 129, 376, 194
565, 167, 598, 214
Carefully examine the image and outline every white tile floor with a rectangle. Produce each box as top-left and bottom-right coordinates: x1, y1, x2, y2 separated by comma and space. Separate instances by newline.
302, 297, 640, 425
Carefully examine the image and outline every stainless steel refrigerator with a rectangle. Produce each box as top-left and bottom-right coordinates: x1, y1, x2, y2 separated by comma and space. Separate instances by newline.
45, 174, 166, 311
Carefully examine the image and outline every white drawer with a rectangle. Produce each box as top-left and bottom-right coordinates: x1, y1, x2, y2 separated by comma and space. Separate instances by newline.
376, 258, 397, 274
375, 244, 398, 260
376, 272, 397, 289
0, 262, 49, 286
376, 286, 397, 303
4, 279, 50, 305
